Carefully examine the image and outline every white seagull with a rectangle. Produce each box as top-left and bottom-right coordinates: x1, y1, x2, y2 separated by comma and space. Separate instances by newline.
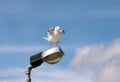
43, 26, 65, 46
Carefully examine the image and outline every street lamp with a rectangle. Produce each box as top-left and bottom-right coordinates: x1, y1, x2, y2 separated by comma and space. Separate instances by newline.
25, 46, 64, 82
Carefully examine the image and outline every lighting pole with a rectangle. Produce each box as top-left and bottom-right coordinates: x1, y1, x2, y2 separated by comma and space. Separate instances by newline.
25, 46, 64, 82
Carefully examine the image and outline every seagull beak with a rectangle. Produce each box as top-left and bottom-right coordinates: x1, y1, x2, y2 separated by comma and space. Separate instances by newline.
62, 30, 65, 34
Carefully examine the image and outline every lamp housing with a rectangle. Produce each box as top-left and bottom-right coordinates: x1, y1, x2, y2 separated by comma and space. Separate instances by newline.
30, 46, 64, 67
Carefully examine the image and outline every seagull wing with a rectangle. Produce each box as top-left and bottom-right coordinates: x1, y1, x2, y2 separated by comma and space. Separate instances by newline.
48, 28, 54, 36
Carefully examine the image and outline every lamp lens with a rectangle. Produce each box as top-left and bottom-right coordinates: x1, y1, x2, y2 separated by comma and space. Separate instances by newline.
43, 52, 63, 64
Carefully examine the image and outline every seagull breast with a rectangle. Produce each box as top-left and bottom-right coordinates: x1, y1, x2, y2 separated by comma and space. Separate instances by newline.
48, 34, 61, 43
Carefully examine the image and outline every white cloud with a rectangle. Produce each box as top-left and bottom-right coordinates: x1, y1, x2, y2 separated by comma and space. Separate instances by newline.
70, 39, 120, 82
0, 44, 76, 54
0, 46, 45, 53
0, 67, 90, 82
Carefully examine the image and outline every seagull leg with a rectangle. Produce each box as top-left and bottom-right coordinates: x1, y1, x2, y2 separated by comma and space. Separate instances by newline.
48, 42, 51, 49
56, 42, 58, 47
49, 42, 52, 48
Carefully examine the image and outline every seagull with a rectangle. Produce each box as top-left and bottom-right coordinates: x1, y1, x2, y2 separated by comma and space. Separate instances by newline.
43, 26, 65, 46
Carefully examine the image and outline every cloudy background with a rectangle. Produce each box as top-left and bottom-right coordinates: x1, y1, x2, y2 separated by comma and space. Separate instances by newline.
0, 0, 120, 82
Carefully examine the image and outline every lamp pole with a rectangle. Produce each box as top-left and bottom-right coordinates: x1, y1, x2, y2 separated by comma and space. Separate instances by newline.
25, 65, 33, 82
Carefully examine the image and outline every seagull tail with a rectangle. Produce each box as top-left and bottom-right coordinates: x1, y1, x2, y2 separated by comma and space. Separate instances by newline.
43, 37, 48, 41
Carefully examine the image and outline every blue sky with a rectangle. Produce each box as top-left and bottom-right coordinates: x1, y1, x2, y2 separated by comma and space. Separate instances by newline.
0, 0, 120, 82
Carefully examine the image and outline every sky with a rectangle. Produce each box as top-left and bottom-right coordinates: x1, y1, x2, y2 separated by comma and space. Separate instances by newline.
0, 0, 120, 82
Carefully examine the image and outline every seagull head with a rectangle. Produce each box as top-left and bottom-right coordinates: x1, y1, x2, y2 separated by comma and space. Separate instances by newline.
55, 26, 65, 34
55, 26, 61, 31
59, 29, 65, 34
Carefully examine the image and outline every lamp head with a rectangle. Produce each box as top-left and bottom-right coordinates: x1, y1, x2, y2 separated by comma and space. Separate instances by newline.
42, 46, 64, 64
30, 46, 64, 67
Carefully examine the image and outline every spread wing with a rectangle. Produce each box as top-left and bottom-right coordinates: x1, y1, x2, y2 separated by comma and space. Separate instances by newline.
47, 28, 54, 36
